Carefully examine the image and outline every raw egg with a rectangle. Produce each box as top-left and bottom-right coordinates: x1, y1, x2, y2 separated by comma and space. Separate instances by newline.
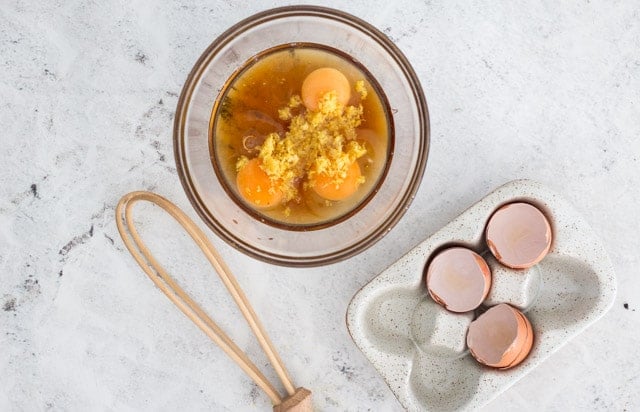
485, 202, 552, 269
236, 158, 284, 209
466, 303, 534, 370
301, 67, 351, 111
426, 247, 492, 313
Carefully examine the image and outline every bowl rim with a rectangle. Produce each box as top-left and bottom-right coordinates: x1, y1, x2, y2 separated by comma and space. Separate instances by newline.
173, 5, 430, 266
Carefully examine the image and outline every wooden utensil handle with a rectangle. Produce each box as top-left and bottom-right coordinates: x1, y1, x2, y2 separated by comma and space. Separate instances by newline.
115, 191, 311, 410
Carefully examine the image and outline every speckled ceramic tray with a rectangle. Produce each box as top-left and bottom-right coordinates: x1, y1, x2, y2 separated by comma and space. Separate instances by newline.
346, 179, 616, 411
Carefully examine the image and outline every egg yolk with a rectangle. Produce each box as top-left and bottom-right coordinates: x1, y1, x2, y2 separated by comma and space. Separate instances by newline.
312, 161, 363, 201
236, 158, 284, 209
301, 67, 351, 111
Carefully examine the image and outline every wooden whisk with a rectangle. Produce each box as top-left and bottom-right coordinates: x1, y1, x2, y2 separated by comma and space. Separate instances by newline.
115, 191, 312, 411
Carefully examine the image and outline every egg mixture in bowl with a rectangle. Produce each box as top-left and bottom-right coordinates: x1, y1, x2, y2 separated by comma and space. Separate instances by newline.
211, 44, 392, 228
174, 6, 429, 266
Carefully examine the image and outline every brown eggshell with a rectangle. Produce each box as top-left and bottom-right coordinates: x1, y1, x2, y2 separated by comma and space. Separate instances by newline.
485, 202, 552, 269
495, 307, 528, 368
493, 308, 530, 369
500, 310, 534, 370
466, 303, 534, 369
426, 247, 492, 313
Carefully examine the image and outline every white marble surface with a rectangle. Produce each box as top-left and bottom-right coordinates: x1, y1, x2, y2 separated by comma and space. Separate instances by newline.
1, 1, 638, 411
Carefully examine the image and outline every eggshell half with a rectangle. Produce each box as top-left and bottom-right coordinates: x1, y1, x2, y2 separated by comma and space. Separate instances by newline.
486, 202, 552, 269
426, 247, 491, 313
466, 303, 534, 369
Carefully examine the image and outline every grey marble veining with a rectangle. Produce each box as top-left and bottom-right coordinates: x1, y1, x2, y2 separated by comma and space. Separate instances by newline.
1, 1, 639, 410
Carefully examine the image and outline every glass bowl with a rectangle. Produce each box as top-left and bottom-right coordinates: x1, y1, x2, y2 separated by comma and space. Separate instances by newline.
174, 6, 429, 266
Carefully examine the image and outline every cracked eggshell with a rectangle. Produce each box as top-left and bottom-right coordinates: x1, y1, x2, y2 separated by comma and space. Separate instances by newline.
486, 202, 552, 269
425, 247, 491, 313
466, 303, 534, 370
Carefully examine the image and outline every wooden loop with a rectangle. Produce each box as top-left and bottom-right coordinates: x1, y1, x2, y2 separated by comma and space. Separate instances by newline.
115, 191, 298, 405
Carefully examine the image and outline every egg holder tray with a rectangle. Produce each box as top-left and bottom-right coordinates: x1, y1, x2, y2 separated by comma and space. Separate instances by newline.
346, 179, 616, 411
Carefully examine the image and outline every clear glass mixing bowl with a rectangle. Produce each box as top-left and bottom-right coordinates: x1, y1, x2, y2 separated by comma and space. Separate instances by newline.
174, 6, 429, 266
